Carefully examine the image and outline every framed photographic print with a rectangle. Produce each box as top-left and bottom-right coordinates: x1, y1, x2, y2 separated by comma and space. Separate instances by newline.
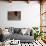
8, 11, 21, 20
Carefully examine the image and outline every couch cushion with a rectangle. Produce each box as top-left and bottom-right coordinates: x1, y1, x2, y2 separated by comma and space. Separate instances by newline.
21, 28, 27, 35
9, 33, 34, 43
8, 27, 14, 34
14, 28, 21, 33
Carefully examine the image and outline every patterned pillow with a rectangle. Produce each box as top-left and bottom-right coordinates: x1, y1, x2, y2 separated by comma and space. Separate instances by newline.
8, 27, 14, 34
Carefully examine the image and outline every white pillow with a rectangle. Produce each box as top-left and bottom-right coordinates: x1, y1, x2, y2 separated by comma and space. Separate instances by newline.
2, 29, 10, 36
21, 28, 27, 35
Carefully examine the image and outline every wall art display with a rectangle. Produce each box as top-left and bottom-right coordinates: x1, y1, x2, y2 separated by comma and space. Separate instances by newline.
8, 11, 21, 20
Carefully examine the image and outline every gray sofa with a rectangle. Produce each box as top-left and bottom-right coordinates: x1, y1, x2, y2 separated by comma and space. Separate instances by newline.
3, 27, 34, 43
9, 33, 34, 43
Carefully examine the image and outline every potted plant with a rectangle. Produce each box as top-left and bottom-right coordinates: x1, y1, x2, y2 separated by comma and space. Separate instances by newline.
32, 27, 43, 40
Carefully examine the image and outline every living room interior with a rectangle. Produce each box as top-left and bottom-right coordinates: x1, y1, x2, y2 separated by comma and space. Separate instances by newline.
0, 0, 46, 46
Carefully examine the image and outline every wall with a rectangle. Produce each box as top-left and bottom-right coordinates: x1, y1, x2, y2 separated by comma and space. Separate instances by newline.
0, 1, 40, 28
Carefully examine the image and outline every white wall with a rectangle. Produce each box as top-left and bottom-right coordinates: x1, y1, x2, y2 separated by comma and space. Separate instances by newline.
0, 1, 40, 28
